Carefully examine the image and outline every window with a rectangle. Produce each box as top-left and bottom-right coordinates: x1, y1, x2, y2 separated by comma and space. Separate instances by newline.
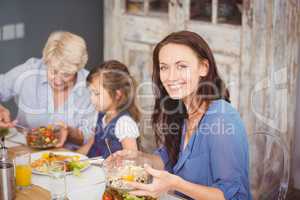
190, 0, 242, 25
126, 0, 168, 17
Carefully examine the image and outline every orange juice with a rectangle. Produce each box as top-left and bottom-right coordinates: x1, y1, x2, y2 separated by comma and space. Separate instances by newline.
16, 164, 32, 187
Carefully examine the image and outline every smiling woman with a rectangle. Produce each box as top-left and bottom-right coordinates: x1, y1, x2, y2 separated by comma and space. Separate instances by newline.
0, 31, 97, 149
109, 31, 251, 200
43, 31, 88, 93
158, 43, 208, 100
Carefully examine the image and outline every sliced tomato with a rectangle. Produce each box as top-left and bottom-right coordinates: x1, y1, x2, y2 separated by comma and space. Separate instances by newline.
102, 192, 113, 200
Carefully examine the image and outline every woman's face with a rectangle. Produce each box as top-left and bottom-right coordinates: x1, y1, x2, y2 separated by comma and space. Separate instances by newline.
159, 43, 208, 101
47, 68, 76, 91
89, 77, 114, 112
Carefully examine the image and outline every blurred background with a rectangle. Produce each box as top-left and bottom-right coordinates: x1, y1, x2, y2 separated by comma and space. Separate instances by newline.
0, 1, 299, 199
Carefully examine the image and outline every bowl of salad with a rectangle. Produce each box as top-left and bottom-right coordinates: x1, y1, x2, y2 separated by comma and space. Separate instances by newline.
102, 187, 157, 200
103, 156, 156, 200
26, 125, 59, 149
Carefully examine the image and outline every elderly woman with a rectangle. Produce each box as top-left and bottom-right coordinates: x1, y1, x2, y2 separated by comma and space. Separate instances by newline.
0, 31, 96, 149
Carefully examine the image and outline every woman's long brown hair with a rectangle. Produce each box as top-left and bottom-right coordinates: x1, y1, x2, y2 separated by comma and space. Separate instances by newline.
87, 60, 140, 122
152, 31, 230, 165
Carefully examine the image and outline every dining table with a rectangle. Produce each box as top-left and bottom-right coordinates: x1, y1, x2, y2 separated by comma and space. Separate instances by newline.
5, 129, 184, 200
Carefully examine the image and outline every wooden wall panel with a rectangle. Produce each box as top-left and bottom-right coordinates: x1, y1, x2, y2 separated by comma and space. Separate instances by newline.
240, 0, 299, 197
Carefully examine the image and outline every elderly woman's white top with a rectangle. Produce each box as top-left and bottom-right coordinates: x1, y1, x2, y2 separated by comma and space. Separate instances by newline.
0, 58, 97, 145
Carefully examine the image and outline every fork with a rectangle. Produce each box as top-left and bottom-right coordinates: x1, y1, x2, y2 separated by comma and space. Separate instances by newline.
14, 123, 30, 132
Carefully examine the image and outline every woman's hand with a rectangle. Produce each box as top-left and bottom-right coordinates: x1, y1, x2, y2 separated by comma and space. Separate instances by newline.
76, 135, 95, 155
55, 122, 68, 148
128, 165, 180, 198
0, 105, 15, 128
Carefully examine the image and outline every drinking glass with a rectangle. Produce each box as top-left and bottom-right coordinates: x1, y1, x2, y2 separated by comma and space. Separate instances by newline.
48, 161, 68, 200
15, 150, 32, 190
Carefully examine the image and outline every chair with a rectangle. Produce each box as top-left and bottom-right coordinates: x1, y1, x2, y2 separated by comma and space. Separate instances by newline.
249, 131, 290, 200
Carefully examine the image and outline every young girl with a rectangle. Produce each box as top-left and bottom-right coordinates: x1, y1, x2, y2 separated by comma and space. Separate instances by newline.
77, 60, 140, 158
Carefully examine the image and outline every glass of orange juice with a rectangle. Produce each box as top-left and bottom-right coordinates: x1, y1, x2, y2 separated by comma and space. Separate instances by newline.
15, 150, 32, 189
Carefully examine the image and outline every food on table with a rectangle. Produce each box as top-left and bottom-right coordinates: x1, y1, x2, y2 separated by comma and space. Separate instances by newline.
103, 187, 157, 200
31, 152, 89, 175
103, 159, 156, 200
106, 160, 150, 190
26, 125, 59, 148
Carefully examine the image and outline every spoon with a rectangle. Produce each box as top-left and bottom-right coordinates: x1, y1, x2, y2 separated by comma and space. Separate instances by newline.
105, 138, 112, 155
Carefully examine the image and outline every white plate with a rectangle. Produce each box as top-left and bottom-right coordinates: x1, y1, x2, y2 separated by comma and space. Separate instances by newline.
31, 151, 90, 176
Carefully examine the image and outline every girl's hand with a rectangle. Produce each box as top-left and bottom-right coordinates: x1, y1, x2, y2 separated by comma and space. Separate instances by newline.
128, 165, 179, 198
111, 149, 142, 157
104, 149, 143, 169
104, 149, 142, 164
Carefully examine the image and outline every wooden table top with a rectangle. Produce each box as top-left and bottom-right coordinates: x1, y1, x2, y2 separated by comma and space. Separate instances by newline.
16, 185, 51, 200
8, 145, 184, 200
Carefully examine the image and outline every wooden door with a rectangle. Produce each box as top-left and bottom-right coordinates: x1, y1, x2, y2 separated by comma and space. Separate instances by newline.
178, 0, 243, 108
240, 1, 299, 198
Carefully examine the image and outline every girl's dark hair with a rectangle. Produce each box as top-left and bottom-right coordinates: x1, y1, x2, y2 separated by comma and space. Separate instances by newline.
87, 60, 140, 122
152, 31, 230, 165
